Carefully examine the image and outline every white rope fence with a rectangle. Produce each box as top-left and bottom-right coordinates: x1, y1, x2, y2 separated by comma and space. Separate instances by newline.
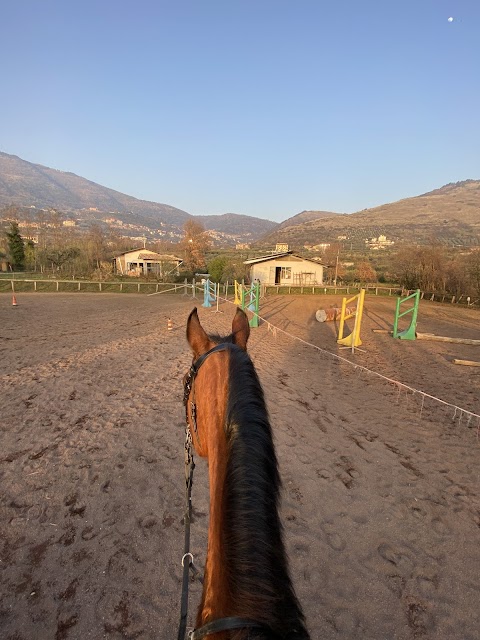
216, 293, 480, 436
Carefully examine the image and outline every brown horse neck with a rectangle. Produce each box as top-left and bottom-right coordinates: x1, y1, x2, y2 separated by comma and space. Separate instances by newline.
194, 359, 232, 628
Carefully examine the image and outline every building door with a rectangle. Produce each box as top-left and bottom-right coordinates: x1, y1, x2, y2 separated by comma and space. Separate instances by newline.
275, 266, 281, 284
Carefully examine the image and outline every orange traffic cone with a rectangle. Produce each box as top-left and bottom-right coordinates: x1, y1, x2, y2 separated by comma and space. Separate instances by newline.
12, 294, 18, 307
167, 318, 173, 331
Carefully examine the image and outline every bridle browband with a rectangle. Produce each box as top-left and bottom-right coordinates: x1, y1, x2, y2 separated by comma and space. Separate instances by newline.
178, 343, 271, 640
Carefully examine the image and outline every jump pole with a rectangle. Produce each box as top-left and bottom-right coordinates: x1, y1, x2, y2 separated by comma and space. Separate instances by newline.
316, 305, 355, 322
202, 279, 216, 308
417, 333, 480, 345
241, 282, 260, 328
453, 359, 480, 367
249, 281, 260, 328
234, 280, 243, 305
337, 289, 365, 353
211, 282, 223, 314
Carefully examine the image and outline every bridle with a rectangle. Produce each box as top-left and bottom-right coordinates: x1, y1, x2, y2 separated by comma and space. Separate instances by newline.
182, 343, 231, 444
178, 343, 271, 640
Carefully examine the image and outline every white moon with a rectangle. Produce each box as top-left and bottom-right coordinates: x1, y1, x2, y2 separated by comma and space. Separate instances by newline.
448, 17, 454, 22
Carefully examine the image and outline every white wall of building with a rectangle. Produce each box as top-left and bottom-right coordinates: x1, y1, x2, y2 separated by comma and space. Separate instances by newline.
249, 257, 323, 285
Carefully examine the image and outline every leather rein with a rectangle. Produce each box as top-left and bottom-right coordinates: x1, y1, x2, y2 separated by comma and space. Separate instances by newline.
178, 343, 269, 640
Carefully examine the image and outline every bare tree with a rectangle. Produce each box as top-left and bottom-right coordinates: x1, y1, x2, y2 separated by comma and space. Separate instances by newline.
323, 244, 344, 284
463, 250, 480, 298
393, 245, 449, 291
355, 260, 377, 284
180, 220, 211, 271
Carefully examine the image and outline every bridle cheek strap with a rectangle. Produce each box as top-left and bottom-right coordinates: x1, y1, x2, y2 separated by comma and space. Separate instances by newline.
183, 343, 232, 439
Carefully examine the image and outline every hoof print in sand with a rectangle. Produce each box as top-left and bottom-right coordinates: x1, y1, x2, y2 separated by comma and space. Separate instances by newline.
406, 598, 435, 636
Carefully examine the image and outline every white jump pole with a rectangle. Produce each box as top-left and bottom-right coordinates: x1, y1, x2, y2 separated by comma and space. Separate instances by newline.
212, 282, 223, 314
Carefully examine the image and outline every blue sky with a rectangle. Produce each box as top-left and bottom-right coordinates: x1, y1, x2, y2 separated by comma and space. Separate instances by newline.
1, 1, 478, 222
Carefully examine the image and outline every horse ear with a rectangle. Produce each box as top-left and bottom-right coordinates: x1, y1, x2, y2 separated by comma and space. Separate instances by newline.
231, 308, 250, 350
186, 307, 211, 357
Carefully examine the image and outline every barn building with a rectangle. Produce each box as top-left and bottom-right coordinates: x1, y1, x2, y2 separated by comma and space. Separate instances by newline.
244, 251, 325, 285
113, 249, 183, 277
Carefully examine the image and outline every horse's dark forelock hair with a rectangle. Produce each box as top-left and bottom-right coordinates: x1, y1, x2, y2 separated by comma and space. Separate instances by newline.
208, 331, 310, 639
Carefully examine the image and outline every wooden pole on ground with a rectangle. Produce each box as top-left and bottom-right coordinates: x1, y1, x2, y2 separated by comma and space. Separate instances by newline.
417, 333, 480, 346
452, 359, 480, 367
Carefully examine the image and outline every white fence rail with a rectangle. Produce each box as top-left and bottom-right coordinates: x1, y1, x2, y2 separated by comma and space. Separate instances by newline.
0, 278, 477, 307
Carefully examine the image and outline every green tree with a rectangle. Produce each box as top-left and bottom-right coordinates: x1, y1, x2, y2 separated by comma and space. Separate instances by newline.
207, 256, 228, 282
24, 240, 37, 271
6, 222, 25, 270
45, 247, 80, 272
222, 257, 249, 283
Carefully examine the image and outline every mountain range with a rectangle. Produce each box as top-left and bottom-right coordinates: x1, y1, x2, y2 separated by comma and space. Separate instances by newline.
261, 181, 480, 249
0, 152, 277, 245
1, 151, 479, 249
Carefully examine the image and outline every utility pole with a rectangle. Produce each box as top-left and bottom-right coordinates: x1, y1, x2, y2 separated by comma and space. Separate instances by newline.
334, 250, 339, 286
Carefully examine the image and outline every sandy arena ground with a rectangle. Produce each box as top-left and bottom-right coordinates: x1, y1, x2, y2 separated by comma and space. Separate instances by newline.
1, 291, 479, 639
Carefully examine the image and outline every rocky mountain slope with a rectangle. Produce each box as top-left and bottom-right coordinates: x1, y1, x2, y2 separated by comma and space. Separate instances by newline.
0, 152, 278, 245
277, 209, 341, 230
261, 180, 480, 249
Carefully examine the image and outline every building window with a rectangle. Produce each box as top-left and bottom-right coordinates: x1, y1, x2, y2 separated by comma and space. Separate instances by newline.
280, 267, 292, 280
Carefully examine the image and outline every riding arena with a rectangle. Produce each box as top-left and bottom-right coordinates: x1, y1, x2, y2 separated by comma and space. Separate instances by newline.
1, 290, 479, 639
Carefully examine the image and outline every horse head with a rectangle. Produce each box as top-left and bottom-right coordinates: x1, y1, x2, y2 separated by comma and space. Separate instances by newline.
184, 307, 249, 457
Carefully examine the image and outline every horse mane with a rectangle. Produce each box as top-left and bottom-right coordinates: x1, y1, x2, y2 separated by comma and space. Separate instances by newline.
215, 339, 310, 639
